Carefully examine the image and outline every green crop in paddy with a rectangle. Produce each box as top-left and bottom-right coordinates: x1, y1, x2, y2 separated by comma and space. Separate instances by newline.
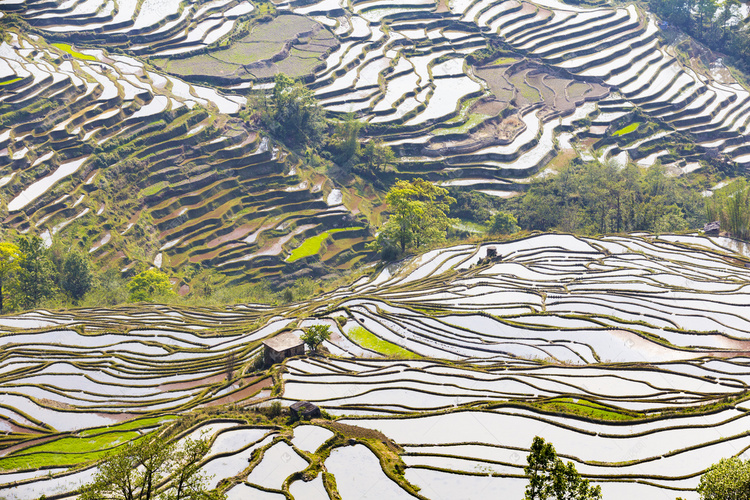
139, 181, 168, 198
535, 398, 639, 421
613, 123, 640, 136
346, 326, 418, 358
287, 228, 358, 262
434, 114, 490, 135
0, 77, 22, 85
51, 43, 96, 61
78, 416, 176, 436
0, 431, 145, 470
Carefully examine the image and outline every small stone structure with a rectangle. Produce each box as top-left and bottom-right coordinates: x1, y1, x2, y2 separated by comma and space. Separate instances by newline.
291, 401, 320, 419
704, 221, 721, 235
262, 332, 304, 366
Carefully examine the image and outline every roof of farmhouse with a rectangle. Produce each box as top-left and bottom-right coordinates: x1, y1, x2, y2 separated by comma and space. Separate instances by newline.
262, 332, 304, 352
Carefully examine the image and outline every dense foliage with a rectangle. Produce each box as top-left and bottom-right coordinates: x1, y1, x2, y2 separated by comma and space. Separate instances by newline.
505, 160, 705, 234
706, 179, 750, 239
128, 269, 176, 302
696, 457, 750, 500
374, 178, 456, 259
524, 436, 602, 500
264, 73, 326, 146
648, 0, 750, 73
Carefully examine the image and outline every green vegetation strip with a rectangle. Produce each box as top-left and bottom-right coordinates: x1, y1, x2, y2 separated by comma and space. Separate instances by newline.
613, 122, 640, 136
0, 77, 22, 85
534, 397, 640, 421
0, 431, 145, 470
287, 227, 359, 262
346, 326, 419, 358
51, 43, 97, 61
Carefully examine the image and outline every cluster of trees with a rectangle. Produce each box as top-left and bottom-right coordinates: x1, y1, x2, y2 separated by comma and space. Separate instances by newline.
257, 75, 397, 180
648, 0, 750, 73
326, 116, 397, 180
0, 235, 181, 313
505, 160, 705, 235
706, 179, 750, 239
0, 236, 92, 312
374, 178, 457, 260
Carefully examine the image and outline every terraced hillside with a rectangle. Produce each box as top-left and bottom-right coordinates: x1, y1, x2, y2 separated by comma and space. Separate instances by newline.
1, 233, 750, 499
1, 0, 749, 282
0, 28, 371, 286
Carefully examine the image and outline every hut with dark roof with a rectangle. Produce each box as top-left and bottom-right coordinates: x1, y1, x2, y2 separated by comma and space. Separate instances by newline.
262, 332, 304, 366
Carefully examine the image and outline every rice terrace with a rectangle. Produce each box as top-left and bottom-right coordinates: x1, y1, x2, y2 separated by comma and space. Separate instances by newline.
2, 0, 750, 498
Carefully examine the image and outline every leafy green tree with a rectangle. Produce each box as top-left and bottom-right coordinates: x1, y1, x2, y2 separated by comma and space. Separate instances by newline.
0, 242, 21, 313
300, 324, 331, 352
524, 436, 601, 500
16, 235, 56, 310
487, 212, 520, 235
268, 73, 325, 146
128, 269, 175, 302
359, 139, 396, 174
377, 178, 456, 257
697, 457, 750, 500
61, 252, 93, 304
329, 114, 363, 164
706, 180, 750, 240
81, 433, 224, 500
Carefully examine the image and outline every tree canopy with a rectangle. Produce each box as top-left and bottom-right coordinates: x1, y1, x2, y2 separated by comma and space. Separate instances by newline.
697, 457, 750, 500
81, 432, 223, 500
128, 269, 175, 302
706, 179, 750, 240
301, 324, 331, 352
375, 178, 456, 259
61, 252, 93, 304
511, 160, 703, 234
16, 235, 56, 309
524, 436, 602, 500
0, 242, 21, 313
267, 73, 326, 146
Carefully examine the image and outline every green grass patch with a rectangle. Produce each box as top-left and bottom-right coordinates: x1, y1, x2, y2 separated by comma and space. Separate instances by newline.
139, 181, 168, 198
52, 43, 97, 61
287, 227, 358, 262
346, 326, 419, 358
491, 57, 517, 66
78, 416, 175, 437
536, 397, 639, 421
0, 431, 147, 470
613, 122, 640, 136
453, 219, 486, 233
434, 114, 490, 135
0, 77, 22, 85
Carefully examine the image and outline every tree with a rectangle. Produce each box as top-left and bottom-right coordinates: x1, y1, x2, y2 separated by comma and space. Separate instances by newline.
697, 457, 750, 500
377, 178, 456, 257
16, 235, 56, 310
329, 114, 363, 165
0, 242, 21, 313
268, 73, 326, 146
61, 252, 93, 304
128, 269, 175, 302
524, 436, 602, 500
81, 432, 224, 500
300, 324, 331, 352
359, 139, 396, 174
487, 212, 520, 235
